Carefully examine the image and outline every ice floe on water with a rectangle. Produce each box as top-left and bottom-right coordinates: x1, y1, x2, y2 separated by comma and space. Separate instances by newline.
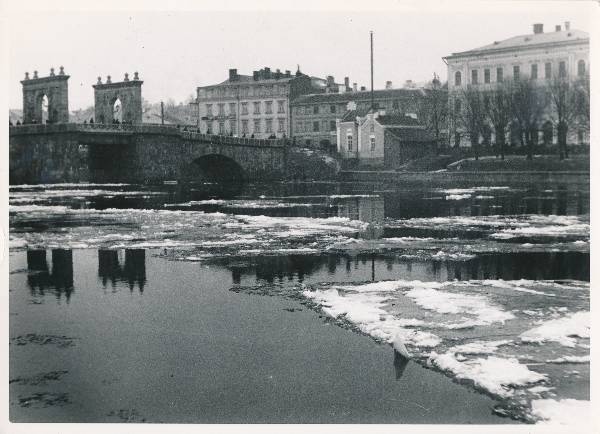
520, 312, 590, 348
531, 398, 590, 425
300, 278, 589, 422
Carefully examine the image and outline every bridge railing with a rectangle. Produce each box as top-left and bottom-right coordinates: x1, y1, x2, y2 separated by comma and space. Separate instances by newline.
9, 122, 288, 147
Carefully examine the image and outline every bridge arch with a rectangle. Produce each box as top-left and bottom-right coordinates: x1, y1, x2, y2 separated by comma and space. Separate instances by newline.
181, 154, 247, 183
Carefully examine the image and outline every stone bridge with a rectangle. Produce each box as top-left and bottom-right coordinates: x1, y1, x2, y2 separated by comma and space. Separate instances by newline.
9, 123, 288, 184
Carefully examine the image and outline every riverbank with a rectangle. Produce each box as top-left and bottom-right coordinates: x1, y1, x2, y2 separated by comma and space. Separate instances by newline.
338, 169, 589, 185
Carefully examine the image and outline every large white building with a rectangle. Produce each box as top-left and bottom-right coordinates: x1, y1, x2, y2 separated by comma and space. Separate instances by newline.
444, 22, 589, 147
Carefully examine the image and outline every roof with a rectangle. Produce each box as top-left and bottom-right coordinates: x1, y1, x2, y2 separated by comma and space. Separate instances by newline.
387, 127, 435, 143
376, 114, 422, 127
446, 28, 589, 58
292, 88, 426, 105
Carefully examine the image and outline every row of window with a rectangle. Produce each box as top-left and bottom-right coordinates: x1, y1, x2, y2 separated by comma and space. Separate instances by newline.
455, 59, 586, 86
200, 84, 288, 99
205, 118, 287, 135
295, 100, 406, 116
205, 100, 286, 116
296, 119, 337, 133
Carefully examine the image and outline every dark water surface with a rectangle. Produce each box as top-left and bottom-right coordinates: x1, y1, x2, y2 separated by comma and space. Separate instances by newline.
9, 180, 589, 423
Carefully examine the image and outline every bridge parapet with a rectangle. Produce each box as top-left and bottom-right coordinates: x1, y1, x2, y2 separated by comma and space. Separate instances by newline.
10, 123, 288, 147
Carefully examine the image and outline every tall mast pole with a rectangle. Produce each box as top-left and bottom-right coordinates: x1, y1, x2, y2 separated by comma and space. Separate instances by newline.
370, 31, 374, 110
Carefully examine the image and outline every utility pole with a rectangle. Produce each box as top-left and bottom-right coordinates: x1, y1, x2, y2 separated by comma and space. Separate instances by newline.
370, 31, 374, 110
160, 101, 165, 125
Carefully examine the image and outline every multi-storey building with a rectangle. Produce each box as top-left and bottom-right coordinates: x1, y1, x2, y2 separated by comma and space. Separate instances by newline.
291, 87, 427, 149
196, 67, 333, 139
444, 22, 589, 147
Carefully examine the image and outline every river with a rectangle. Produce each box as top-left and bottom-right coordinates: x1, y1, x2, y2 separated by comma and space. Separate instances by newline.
8, 179, 590, 424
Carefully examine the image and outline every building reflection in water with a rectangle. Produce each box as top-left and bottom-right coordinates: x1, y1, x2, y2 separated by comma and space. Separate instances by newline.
224, 250, 588, 287
98, 249, 147, 293
337, 196, 385, 239
26, 249, 74, 302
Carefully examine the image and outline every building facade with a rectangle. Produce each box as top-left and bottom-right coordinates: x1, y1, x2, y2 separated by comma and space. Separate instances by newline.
337, 110, 435, 169
444, 22, 589, 147
291, 87, 427, 149
196, 67, 333, 139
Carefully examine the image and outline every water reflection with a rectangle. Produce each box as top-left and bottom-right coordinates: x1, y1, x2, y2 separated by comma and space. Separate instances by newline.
98, 249, 147, 292
26, 249, 74, 302
222, 251, 589, 285
393, 351, 410, 380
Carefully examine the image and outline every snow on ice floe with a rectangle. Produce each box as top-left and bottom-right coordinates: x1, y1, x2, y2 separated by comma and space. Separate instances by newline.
520, 311, 590, 347
404, 284, 514, 326
10, 183, 131, 189
531, 399, 590, 425
429, 352, 546, 398
546, 355, 590, 364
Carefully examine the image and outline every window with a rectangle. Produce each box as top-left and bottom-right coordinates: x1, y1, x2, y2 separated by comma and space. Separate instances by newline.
513, 65, 520, 80
545, 62, 552, 79
330, 120, 336, 131
242, 120, 248, 134
241, 102, 248, 115
253, 119, 261, 134
265, 101, 273, 114
277, 100, 285, 113
496, 67, 503, 83
531, 64, 538, 79
229, 103, 236, 115
265, 118, 273, 133
313, 121, 319, 132
578, 60, 586, 77
370, 123, 375, 133
471, 69, 478, 85
206, 104, 213, 116
313, 106, 319, 115
392, 100, 399, 110
205, 121, 211, 134
253, 102, 261, 114
559, 61, 566, 78
218, 103, 225, 116
330, 105, 336, 114
218, 121, 224, 134
278, 118, 285, 133
231, 122, 237, 135
484, 69, 490, 84
370, 135, 376, 151
454, 71, 462, 86
347, 133, 353, 151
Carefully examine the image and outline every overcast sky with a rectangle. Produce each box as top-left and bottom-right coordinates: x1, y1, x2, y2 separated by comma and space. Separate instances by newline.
7, 2, 594, 110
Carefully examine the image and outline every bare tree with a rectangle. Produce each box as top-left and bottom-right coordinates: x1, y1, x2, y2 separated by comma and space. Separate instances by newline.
511, 79, 544, 160
458, 86, 486, 160
483, 81, 514, 160
548, 75, 585, 160
417, 74, 448, 148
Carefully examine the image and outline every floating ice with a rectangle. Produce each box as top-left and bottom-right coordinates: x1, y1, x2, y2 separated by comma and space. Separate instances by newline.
429, 353, 547, 398
531, 399, 590, 425
520, 311, 590, 347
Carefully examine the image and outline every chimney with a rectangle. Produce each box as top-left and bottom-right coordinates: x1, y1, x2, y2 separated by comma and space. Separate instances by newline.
353, 83, 358, 92
533, 23, 544, 34
253, 71, 259, 81
285, 70, 291, 77
564, 21, 570, 31
264, 67, 271, 78
385, 80, 393, 89
326, 75, 334, 86
344, 77, 350, 88
360, 86, 366, 91
229, 68, 238, 81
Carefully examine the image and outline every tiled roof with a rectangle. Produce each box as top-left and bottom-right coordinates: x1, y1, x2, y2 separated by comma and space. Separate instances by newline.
447, 28, 588, 57
377, 114, 422, 126
292, 88, 426, 105
387, 127, 435, 143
